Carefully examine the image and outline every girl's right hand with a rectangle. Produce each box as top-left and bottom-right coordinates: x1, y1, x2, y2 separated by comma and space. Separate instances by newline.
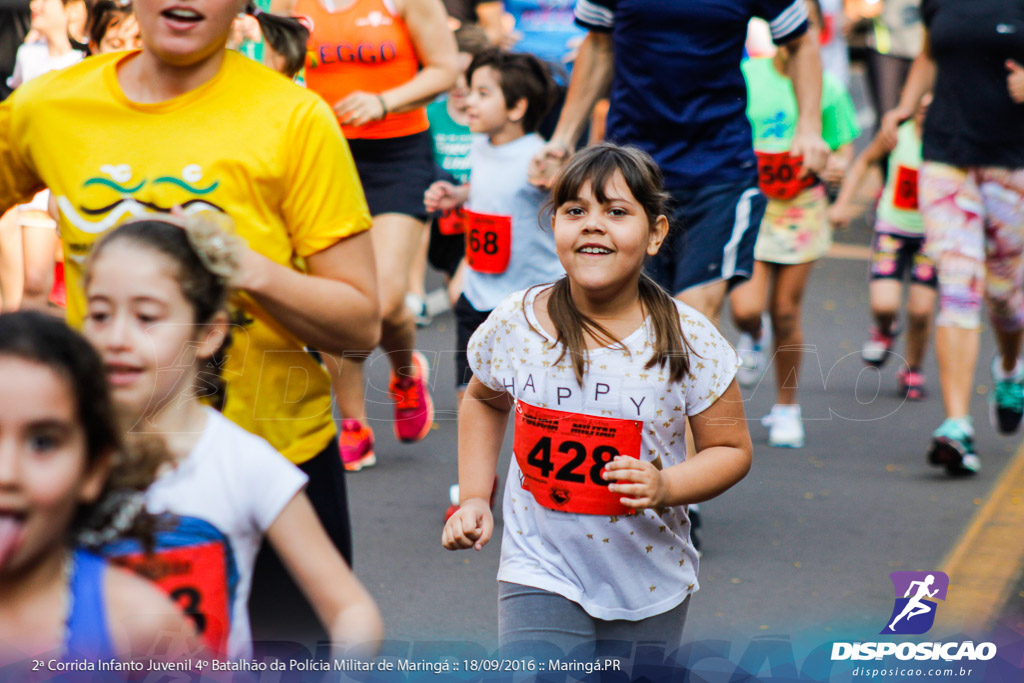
424, 181, 460, 213
442, 497, 493, 551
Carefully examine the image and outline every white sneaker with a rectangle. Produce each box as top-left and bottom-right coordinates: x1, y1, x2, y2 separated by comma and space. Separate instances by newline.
405, 292, 432, 327
736, 317, 771, 388
762, 404, 805, 448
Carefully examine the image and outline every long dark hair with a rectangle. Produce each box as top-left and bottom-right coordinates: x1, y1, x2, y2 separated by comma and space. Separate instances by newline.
0, 311, 166, 547
538, 143, 692, 386
246, 2, 310, 79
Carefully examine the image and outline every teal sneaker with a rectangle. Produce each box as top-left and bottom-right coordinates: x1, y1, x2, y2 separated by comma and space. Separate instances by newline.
927, 417, 980, 476
990, 357, 1024, 434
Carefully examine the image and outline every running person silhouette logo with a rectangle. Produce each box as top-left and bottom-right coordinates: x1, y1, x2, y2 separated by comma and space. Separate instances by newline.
881, 571, 949, 635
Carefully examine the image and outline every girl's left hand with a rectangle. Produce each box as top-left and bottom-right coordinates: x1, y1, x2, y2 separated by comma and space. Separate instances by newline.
334, 92, 387, 127
603, 456, 668, 509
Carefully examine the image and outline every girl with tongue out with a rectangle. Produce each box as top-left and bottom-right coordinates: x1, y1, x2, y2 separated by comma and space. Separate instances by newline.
0, 311, 195, 662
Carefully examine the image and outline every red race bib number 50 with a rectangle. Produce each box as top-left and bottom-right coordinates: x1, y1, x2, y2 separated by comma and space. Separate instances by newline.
756, 151, 817, 201
464, 209, 512, 274
513, 401, 641, 515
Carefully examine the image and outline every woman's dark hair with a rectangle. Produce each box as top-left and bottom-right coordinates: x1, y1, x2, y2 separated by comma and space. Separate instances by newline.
85, 0, 131, 53
0, 311, 166, 546
466, 48, 558, 133
86, 218, 233, 409
536, 142, 692, 386
246, 2, 310, 79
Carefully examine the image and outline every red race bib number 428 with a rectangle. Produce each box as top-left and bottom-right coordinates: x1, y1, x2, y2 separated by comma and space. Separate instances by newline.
513, 401, 641, 516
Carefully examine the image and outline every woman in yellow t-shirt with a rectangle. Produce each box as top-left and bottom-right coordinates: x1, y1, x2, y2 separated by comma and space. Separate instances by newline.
278, 0, 457, 471
0, 0, 378, 646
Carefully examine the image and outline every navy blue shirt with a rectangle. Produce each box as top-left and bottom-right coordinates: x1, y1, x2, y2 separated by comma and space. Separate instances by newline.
575, 0, 809, 189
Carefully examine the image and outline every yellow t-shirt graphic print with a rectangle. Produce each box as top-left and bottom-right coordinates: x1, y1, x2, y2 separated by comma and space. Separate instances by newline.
0, 50, 372, 464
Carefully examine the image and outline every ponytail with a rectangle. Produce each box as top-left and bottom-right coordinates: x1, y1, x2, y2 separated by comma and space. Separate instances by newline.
75, 433, 169, 553
532, 273, 692, 388
246, 2, 311, 79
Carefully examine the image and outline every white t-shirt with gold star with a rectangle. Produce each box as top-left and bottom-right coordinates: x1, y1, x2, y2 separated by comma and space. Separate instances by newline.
468, 285, 740, 621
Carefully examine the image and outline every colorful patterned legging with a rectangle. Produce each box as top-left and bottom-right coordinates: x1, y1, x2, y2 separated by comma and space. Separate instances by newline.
919, 162, 1024, 332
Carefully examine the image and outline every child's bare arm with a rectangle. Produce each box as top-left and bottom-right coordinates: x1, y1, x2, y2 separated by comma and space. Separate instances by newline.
442, 377, 514, 551
268, 493, 383, 658
828, 133, 890, 227
425, 181, 470, 213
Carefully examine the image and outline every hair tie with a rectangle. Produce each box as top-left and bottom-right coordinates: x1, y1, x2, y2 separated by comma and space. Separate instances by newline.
251, 5, 263, 16
294, 13, 314, 32
77, 490, 146, 548
180, 212, 244, 282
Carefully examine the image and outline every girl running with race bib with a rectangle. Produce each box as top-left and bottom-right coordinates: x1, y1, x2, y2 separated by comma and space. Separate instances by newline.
81, 217, 383, 659
442, 143, 752, 659
729, 0, 859, 448
830, 96, 935, 401
0, 311, 196, 665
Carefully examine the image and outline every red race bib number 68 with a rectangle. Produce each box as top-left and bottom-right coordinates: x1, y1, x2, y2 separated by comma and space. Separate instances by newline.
513, 401, 641, 515
464, 209, 512, 274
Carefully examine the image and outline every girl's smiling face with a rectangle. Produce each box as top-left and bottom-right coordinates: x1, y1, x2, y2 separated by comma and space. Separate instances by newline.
0, 359, 106, 577
83, 242, 218, 419
553, 171, 669, 297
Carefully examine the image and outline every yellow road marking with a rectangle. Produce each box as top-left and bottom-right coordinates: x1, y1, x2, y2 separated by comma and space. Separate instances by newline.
936, 438, 1024, 631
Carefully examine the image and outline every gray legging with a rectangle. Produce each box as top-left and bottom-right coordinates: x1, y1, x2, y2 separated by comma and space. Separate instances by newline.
497, 581, 690, 662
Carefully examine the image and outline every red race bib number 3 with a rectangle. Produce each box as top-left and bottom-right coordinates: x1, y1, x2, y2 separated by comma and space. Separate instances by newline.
114, 543, 231, 655
437, 207, 467, 235
893, 165, 919, 210
513, 401, 641, 516
756, 151, 817, 201
465, 210, 512, 274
